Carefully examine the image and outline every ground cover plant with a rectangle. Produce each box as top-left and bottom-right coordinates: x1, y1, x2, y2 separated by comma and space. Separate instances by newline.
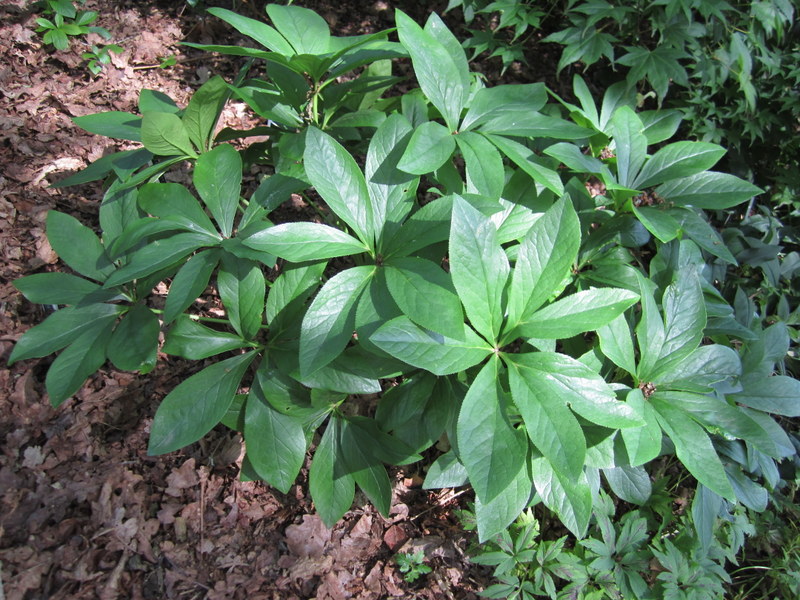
8, 2, 799, 597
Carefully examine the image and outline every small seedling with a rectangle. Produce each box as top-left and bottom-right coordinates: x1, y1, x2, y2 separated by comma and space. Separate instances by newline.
395, 550, 432, 583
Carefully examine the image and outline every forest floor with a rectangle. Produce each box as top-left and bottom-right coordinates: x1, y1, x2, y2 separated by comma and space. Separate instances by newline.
0, 1, 531, 598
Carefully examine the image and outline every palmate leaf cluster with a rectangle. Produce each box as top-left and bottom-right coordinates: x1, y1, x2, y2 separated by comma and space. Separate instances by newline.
10, 3, 799, 595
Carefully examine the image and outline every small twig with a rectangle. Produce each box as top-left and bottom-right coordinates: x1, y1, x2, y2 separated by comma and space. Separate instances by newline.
99, 549, 130, 600
131, 55, 209, 71
409, 489, 468, 522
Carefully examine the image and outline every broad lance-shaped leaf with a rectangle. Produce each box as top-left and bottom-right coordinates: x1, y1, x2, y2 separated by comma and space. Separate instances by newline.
475, 459, 532, 542
486, 134, 564, 196
731, 376, 800, 417
141, 112, 197, 158
597, 313, 637, 376
397, 121, 455, 175
650, 397, 735, 501
47, 211, 115, 282
365, 113, 417, 248
384, 257, 464, 339
194, 144, 242, 238
304, 127, 374, 247
457, 357, 528, 504
395, 10, 467, 130
632, 141, 725, 189
73, 111, 142, 142
14, 273, 103, 306
163, 249, 221, 324
138, 182, 218, 237
507, 355, 586, 480
514, 288, 639, 340
654, 344, 740, 393
217, 255, 265, 341
107, 304, 159, 372
9, 303, 123, 365
309, 416, 355, 527
506, 196, 580, 335
656, 172, 762, 210
610, 106, 647, 188
621, 389, 664, 466
148, 351, 257, 455
182, 75, 229, 152
206, 7, 295, 55
162, 316, 251, 360
245, 377, 307, 494
45, 323, 114, 408
455, 131, 504, 201
370, 316, 492, 376
511, 352, 642, 429
300, 266, 373, 376
450, 195, 509, 342
531, 456, 592, 538
339, 418, 395, 517
649, 268, 706, 381
266, 4, 330, 55
243, 222, 368, 261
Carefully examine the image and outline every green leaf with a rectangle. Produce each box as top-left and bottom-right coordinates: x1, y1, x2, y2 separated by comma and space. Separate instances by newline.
457, 358, 527, 503
603, 465, 651, 505
365, 113, 417, 249
339, 418, 392, 516
370, 315, 492, 375
163, 249, 220, 324
266, 260, 327, 327
531, 456, 592, 538
515, 288, 639, 340
304, 127, 373, 246
300, 266, 373, 376
610, 106, 647, 188
137, 183, 219, 237
649, 269, 706, 380
45, 323, 113, 407
207, 7, 295, 55
217, 255, 265, 341
103, 233, 213, 288
162, 316, 251, 360
455, 131, 505, 201
660, 391, 778, 458
9, 304, 122, 365
639, 109, 682, 144
14, 273, 102, 306
597, 313, 636, 375
486, 134, 564, 196
507, 355, 586, 479
395, 9, 467, 130
309, 417, 355, 527
511, 352, 641, 429
384, 257, 464, 339
243, 222, 368, 261
650, 398, 735, 501
47, 211, 115, 281
633, 142, 725, 189
478, 113, 592, 139
656, 172, 762, 210
475, 460, 533, 542
148, 351, 256, 455
141, 112, 197, 158
245, 379, 307, 493
461, 83, 547, 132
617, 45, 688, 101
731, 376, 800, 417
397, 121, 456, 176
139, 89, 180, 114
632, 205, 681, 243
655, 344, 740, 392
450, 195, 509, 342
266, 4, 330, 55
423, 451, 468, 489
672, 208, 738, 265
620, 389, 663, 466
107, 304, 159, 372
72, 111, 141, 141
382, 195, 452, 259
506, 197, 580, 334
194, 144, 242, 237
